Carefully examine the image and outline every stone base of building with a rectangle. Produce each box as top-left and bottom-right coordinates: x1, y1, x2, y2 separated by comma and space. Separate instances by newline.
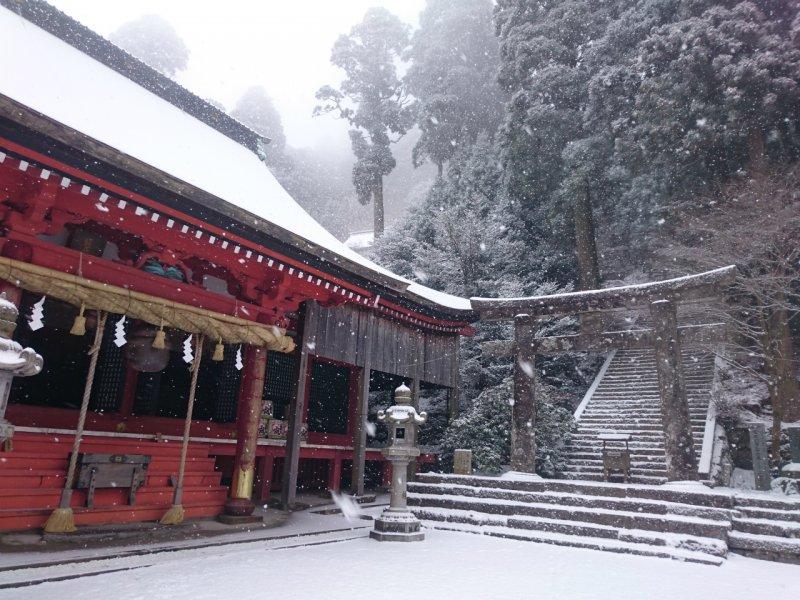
0, 420, 13, 449
370, 509, 425, 542
216, 513, 263, 525
223, 497, 256, 517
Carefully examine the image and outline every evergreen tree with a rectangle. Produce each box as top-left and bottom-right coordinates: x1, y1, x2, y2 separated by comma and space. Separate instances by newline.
495, 0, 800, 278
404, 0, 505, 177
315, 8, 413, 237
109, 14, 189, 77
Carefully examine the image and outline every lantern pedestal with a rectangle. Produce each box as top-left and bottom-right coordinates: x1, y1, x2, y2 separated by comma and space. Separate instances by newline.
369, 384, 427, 542
370, 509, 424, 542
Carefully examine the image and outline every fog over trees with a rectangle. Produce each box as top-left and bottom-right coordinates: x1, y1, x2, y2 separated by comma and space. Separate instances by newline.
109, 14, 189, 77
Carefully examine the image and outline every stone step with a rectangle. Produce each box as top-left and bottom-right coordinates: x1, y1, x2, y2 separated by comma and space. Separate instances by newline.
567, 451, 666, 461
575, 425, 705, 433
566, 458, 666, 469
408, 493, 731, 539
737, 506, 800, 522
415, 511, 725, 565
567, 445, 702, 455
562, 461, 670, 471
727, 531, 800, 563
416, 473, 737, 509
588, 396, 711, 402
580, 410, 708, 416
562, 466, 669, 478
733, 495, 800, 511
591, 392, 712, 398
576, 422, 706, 428
424, 519, 724, 566
599, 376, 711, 382
561, 472, 668, 485
733, 517, 800, 538
408, 482, 733, 521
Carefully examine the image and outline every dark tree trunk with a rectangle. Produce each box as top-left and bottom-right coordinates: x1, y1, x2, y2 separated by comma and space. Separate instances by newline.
436, 161, 443, 180
573, 180, 601, 291
747, 128, 766, 174
373, 177, 385, 237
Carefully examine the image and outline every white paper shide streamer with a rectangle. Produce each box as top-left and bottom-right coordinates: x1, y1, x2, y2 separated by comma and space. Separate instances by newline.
182, 334, 194, 364
29, 296, 45, 331
113, 316, 127, 347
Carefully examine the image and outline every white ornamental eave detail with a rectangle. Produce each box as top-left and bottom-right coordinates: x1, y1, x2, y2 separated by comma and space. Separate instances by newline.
0, 337, 43, 377
377, 404, 428, 426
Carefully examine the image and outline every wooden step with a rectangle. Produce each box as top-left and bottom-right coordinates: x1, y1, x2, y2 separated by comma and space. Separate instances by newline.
0, 500, 225, 532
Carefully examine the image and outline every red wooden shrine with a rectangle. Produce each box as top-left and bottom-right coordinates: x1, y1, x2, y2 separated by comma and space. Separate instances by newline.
0, 0, 472, 532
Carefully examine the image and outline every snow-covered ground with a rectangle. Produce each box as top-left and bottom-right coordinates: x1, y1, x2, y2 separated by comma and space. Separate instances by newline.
1, 509, 797, 600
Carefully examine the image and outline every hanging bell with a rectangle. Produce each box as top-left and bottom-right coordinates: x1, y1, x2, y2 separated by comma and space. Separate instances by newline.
152, 326, 166, 350
212, 339, 225, 362
69, 304, 86, 336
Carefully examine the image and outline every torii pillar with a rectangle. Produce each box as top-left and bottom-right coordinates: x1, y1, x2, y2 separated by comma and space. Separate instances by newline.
650, 299, 698, 480
511, 318, 536, 473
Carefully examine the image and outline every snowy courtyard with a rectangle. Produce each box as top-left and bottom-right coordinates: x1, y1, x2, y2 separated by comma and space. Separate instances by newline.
2, 522, 798, 600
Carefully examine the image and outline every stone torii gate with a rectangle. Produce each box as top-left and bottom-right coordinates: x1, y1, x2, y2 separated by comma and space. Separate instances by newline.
472, 266, 736, 482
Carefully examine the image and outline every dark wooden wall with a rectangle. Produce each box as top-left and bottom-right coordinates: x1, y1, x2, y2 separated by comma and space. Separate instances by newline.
305, 303, 458, 388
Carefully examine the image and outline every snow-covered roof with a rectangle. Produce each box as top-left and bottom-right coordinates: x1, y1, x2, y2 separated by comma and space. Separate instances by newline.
343, 230, 375, 252
0, 3, 471, 314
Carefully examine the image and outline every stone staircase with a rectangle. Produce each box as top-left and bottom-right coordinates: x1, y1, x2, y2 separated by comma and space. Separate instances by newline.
562, 348, 715, 484
409, 473, 800, 564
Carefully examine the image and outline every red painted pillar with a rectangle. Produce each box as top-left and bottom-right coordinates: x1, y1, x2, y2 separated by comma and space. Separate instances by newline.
257, 454, 275, 502
224, 345, 267, 516
328, 456, 342, 493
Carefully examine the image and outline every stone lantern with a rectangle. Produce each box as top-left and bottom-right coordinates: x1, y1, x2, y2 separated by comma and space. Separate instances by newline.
370, 383, 427, 542
0, 293, 43, 449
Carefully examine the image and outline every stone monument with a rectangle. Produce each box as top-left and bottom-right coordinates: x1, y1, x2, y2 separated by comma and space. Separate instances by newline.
370, 384, 427, 542
748, 423, 771, 491
780, 426, 800, 480
453, 449, 472, 475
0, 293, 43, 449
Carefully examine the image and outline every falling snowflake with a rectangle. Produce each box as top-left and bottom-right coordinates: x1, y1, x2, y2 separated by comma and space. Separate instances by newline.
517, 358, 534, 378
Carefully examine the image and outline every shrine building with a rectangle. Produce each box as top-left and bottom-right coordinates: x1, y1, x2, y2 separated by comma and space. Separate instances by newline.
0, 1, 472, 531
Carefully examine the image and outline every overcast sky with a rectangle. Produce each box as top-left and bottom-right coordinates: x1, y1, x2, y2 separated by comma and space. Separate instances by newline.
50, 0, 426, 152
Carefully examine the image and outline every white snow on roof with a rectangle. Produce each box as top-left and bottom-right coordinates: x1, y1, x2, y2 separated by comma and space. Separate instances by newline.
0, 6, 471, 313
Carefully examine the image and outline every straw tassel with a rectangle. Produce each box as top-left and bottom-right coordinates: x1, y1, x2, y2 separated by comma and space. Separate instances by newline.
69, 304, 87, 336
212, 339, 224, 362
152, 323, 166, 349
